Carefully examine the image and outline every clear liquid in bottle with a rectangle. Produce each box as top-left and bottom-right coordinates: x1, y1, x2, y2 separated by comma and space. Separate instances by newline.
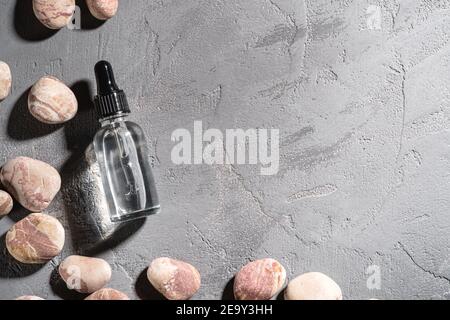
93, 61, 160, 222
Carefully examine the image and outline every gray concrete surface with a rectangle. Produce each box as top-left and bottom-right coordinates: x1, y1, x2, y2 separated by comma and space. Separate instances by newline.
1, 0, 450, 300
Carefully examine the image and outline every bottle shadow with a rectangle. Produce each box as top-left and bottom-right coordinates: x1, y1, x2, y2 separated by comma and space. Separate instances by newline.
64, 80, 98, 151
7, 89, 63, 141
13, 0, 58, 42
0, 233, 44, 278
60, 80, 145, 256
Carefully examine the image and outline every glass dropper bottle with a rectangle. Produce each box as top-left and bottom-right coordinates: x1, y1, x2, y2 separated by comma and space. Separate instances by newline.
92, 60, 160, 222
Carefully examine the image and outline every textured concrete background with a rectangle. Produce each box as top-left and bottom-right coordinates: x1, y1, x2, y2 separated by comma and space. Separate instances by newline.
1, 0, 450, 300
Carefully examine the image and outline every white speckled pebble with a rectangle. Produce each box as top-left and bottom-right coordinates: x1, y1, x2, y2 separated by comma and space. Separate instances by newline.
59, 255, 112, 294
147, 257, 201, 300
32, 0, 75, 29
284, 272, 342, 300
87, 0, 118, 20
0, 156, 61, 212
0, 190, 13, 217
15, 296, 45, 300
28, 76, 78, 124
6, 213, 65, 264
85, 288, 130, 300
0, 61, 12, 100
234, 258, 286, 300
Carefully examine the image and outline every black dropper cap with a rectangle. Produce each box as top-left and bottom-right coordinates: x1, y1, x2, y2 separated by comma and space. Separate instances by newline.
93, 60, 130, 119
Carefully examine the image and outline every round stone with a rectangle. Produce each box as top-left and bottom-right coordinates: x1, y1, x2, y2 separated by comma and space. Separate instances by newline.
6, 213, 65, 264
0, 157, 61, 212
147, 257, 201, 300
28, 76, 78, 124
0, 61, 12, 100
32, 0, 75, 29
234, 258, 286, 300
86, 0, 118, 20
284, 272, 342, 300
0, 190, 13, 217
59, 255, 112, 293
85, 288, 130, 300
15, 296, 45, 300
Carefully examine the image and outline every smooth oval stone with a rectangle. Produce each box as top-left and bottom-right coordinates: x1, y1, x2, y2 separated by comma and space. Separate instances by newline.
0, 190, 13, 217
59, 255, 112, 293
0, 157, 61, 212
28, 76, 78, 124
6, 213, 65, 264
0, 61, 12, 100
32, 0, 75, 29
85, 288, 130, 300
234, 258, 286, 300
147, 257, 201, 300
15, 296, 45, 300
86, 0, 118, 20
284, 272, 342, 300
